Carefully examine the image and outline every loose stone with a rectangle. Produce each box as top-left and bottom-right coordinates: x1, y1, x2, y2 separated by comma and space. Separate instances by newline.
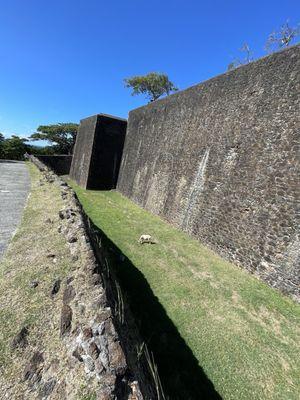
50, 279, 61, 297
11, 326, 29, 349
60, 305, 72, 336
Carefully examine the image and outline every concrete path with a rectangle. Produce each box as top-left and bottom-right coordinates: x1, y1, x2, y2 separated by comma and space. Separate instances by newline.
0, 161, 30, 260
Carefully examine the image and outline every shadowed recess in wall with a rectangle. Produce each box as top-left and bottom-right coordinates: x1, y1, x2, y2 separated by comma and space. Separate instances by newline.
87, 219, 222, 400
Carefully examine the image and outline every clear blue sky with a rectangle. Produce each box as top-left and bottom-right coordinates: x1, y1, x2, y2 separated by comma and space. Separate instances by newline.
0, 0, 299, 138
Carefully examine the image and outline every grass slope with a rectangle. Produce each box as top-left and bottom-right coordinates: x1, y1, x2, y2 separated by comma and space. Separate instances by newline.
70, 184, 300, 400
0, 164, 88, 399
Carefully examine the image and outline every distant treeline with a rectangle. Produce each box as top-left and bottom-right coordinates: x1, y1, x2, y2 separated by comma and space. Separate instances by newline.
0, 134, 58, 161
0, 122, 78, 160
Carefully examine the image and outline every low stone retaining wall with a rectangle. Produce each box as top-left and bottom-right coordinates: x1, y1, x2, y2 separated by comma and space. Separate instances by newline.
29, 156, 156, 399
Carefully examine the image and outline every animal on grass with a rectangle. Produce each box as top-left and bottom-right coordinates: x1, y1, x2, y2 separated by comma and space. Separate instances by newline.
138, 234, 157, 244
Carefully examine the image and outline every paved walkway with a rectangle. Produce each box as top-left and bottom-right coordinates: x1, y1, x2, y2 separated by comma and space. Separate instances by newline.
0, 161, 30, 260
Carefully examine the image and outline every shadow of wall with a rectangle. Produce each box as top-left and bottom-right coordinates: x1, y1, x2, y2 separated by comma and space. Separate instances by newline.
84, 214, 222, 400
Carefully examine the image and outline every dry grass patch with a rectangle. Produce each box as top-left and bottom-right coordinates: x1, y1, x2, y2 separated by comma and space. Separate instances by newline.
0, 164, 88, 399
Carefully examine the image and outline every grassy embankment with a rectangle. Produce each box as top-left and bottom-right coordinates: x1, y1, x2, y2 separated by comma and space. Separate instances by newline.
0, 164, 89, 399
70, 182, 300, 400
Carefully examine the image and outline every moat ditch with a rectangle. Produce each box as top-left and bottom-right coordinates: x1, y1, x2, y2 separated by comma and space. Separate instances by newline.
83, 214, 222, 400
28, 156, 300, 400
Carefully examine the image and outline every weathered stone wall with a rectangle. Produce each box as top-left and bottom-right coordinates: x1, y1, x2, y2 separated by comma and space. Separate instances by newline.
117, 45, 300, 299
35, 155, 72, 175
70, 114, 127, 189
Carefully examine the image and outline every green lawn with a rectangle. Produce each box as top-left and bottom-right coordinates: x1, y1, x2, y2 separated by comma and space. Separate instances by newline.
70, 183, 300, 400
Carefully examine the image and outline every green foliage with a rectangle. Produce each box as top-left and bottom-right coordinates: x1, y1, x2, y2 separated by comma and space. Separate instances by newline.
1, 135, 29, 160
29, 145, 56, 156
78, 385, 97, 400
29, 123, 78, 154
124, 72, 178, 102
0, 133, 4, 158
79, 393, 96, 400
0, 124, 77, 160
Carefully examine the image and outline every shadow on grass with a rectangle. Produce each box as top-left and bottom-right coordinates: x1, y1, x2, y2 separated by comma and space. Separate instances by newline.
88, 219, 222, 400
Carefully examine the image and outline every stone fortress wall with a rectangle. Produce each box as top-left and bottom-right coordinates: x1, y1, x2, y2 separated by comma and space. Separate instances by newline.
36, 155, 72, 175
117, 45, 300, 298
70, 114, 127, 189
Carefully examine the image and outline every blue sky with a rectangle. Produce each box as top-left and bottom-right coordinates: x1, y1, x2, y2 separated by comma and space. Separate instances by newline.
0, 0, 299, 139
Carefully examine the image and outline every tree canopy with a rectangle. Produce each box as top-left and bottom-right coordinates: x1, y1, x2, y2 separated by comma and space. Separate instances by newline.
0, 135, 29, 160
29, 123, 79, 154
124, 72, 178, 102
0, 133, 58, 160
0, 133, 5, 158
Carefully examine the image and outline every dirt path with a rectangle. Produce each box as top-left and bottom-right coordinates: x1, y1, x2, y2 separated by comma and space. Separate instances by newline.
0, 161, 30, 259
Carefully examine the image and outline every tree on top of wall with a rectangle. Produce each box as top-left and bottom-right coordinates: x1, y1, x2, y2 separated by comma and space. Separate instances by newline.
228, 43, 254, 70
228, 20, 299, 71
124, 72, 178, 103
265, 21, 300, 53
29, 123, 79, 154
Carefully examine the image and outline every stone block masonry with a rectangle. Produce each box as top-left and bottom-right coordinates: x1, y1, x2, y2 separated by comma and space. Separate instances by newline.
70, 114, 127, 189
117, 45, 300, 300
